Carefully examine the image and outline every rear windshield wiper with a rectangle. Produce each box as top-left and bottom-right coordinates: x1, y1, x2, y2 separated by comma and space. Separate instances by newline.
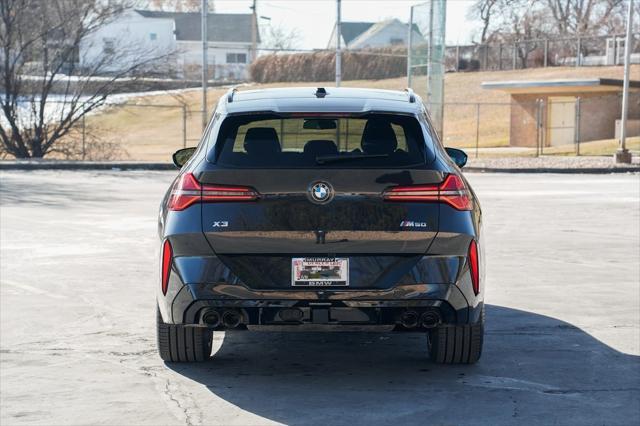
316, 153, 389, 164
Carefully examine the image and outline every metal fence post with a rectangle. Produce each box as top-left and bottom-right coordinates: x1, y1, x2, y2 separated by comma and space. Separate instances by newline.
81, 114, 86, 160
535, 99, 546, 157
182, 104, 187, 148
540, 99, 545, 155
543, 39, 549, 67
407, 6, 414, 84
576, 37, 581, 67
455, 45, 460, 71
575, 97, 581, 155
535, 100, 540, 157
513, 42, 518, 69
483, 44, 488, 70
613, 35, 618, 65
498, 43, 503, 70
475, 103, 480, 158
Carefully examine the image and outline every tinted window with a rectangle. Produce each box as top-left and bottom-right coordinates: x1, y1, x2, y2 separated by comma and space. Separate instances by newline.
210, 114, 430, 168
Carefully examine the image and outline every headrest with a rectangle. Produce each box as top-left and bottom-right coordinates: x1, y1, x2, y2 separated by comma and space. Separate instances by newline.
244, 127, 281, 155
361, 120, 398, 155
303, 140, 338, 156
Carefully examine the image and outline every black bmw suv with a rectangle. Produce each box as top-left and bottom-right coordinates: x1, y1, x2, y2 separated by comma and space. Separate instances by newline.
157, 87, 484, 364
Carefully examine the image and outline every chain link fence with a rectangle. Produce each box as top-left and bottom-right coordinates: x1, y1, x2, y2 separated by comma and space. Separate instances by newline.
445, 33, 640, 72
442, 95, 640, 158
41, 93, 636, 162
37, 101, 204, 162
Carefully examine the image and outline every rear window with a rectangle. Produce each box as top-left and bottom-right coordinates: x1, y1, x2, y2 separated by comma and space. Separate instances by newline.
209, 114, 432, 168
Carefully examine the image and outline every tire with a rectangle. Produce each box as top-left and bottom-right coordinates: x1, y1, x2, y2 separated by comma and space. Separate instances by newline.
156, 308, 212, 362
428, 308, 484, 364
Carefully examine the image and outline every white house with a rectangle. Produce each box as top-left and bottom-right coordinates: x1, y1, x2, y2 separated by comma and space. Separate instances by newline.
327, 19, 424, 49
79, 10, 176, 75
80, 10, 258, 80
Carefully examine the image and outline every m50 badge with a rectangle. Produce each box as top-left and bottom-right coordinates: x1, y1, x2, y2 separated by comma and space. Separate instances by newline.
400, 221, 428, 228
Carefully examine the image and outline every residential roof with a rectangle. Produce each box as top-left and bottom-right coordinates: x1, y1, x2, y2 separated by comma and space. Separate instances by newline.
347, 19, 423, 49
481, 78, 640, 94
135, 10, 258, 43
219, 87, 422, 115
339, 22, 375, 45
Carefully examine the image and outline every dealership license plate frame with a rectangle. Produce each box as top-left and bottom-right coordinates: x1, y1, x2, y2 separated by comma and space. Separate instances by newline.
291, 257, 349, 287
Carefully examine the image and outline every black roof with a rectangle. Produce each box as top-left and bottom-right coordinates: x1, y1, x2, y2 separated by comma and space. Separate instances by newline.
135, 10, 258, 43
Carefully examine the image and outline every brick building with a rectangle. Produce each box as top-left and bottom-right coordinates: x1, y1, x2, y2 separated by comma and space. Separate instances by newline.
482, 79, 640, 147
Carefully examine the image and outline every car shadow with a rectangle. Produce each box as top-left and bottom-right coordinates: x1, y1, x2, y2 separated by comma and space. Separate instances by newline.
166, 305, 640, 425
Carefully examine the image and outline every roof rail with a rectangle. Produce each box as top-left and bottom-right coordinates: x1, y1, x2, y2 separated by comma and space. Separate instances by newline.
404, 88, 416, 103
226, 86, 238, 103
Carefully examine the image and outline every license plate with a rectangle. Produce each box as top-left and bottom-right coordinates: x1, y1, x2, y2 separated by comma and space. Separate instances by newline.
291, 257, 349, 287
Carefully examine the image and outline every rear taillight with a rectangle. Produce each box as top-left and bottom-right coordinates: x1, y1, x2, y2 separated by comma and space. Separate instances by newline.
468, 239, 480, 295
383, 174, 473, 210
168, 173, 201, 211
168, 173, 259, 211
161, 239, 172, 295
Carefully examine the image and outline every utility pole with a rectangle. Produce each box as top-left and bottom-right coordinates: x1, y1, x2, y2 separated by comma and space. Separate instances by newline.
615, 0, 634, 164
335, 0, 342, 87
407, 6, 414, 87
201, 0, 208, 130
250, 0, 257, 63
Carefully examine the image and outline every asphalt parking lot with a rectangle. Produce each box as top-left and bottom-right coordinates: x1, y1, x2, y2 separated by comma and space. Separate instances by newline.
1, 170, 638, 426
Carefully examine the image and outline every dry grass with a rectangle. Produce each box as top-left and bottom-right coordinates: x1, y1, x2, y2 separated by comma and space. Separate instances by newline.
67, 65, 636, 161
543, 136, 640, 156
465, 136, 640, 158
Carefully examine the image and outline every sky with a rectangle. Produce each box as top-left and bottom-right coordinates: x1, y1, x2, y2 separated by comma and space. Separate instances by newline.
213, 0, 479, 48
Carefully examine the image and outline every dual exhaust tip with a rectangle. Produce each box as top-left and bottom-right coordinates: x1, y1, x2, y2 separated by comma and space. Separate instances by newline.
400, 310, 441, 329
201, 309, 243, 329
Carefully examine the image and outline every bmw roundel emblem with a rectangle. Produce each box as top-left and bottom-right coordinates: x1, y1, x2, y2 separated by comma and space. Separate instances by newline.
308, 181, 334, 204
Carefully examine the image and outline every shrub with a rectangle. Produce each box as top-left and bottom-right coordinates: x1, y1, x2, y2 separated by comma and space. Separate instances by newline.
249, 47, 407, 83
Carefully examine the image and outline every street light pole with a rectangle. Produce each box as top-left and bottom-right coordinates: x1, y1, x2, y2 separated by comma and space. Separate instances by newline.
250, 0, 257, 63
335, 0, 342, 87
615, 0, 634, 164
201, 0, 208, 131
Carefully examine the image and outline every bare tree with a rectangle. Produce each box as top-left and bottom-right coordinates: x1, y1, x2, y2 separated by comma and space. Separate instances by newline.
472, 0, 628, 42
0, 0, 173, 158
509, 6, 551, 67
545, 0, 626, 36
150, 0, 215, 13
261, 23, 301, 51
469, 0, 502, 43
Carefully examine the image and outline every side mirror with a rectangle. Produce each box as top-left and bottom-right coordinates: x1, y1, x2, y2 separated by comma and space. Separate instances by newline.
172, 147, 196, 169
445, 147, 468, 168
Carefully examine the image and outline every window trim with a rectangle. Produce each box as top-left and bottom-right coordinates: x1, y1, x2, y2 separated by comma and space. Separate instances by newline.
226, 52, 247, 64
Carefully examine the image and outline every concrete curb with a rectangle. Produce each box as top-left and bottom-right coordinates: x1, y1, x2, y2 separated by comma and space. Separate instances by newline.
1, 161, 638, 174
463, 166, 640, 174
0, 162, 176, 171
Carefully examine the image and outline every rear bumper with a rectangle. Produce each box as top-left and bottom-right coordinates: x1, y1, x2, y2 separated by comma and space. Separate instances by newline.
161, 282, 483, 329
157, 249, 485, 329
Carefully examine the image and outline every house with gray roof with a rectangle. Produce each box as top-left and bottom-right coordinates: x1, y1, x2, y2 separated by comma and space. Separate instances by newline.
79, 9, 259, 80
327, 19, 424, 49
